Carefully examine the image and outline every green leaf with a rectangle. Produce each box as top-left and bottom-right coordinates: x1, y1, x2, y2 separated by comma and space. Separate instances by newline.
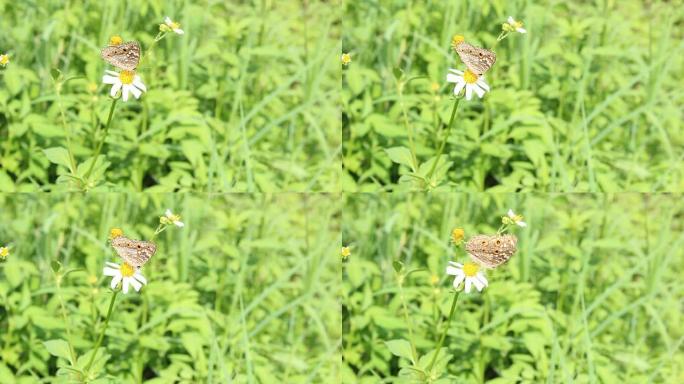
384, 339, 414, 361
385, 146, 415, 169
43, 147, 72, 169
43, 339, 72, 361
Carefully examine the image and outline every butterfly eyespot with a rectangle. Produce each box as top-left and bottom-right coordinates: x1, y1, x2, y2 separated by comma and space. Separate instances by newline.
481, 241, 487, 245
495, 239, 501, 245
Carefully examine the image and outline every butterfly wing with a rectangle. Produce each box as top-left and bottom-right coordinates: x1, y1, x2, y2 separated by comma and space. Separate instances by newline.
111, 236, 156, 268
100, 41, 140, 71
455, 42, 496, 76
465, 234, 517, 268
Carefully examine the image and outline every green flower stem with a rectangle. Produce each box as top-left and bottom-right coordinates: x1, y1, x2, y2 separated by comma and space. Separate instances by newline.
84, 290, 118, 376
397, 277, 419, 365
427, 291, 460, 375
83, 98, 118, 184
426, 98, 461, 184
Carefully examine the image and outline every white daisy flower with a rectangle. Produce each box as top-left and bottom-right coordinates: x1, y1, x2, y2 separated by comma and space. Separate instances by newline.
507, 209, 527, 227
102, 262, 147, 294
164, 209, 185, 228
164, 17, 185, 35
507, 16, 527, 34
446, 68, 490, 101
102, 70, 146, 102
446, 261, 488, 293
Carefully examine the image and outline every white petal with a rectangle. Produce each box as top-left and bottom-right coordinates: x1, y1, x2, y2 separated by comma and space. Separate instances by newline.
174, 28, 184, 35
517, 28, 527, 34
165, 16, 172, 25
165, 209, 173, 217
473, 84, 485, 98
446, 265, 464, 276
476, 77, 490, 91
106, 262, 120, 268
476, 272, 489, 287
174, 221, 185, 228
508, 16, 515, 24
132, 76, 146, 92
105, 70, 119, 77
448, 261, 463, 268
472, 276, 485, 291
453, 80, 466, 96
110, 274, 122, 290
446, 73, 462, 83
448, 68, 464, 76
508, 209, 515, 218
102, 75, 118, 85
129, 278, 142, 292
103, 267, 119, 277
121, 85, 130, 102
122, 278, 130, 294
517, 221, 527, 227
465, 85, 473, 100
110, 82, 122, 98
464, 278, 472, 293
133, 271, 147, 285
129, 85, 142, 99
452, 273, 465, 289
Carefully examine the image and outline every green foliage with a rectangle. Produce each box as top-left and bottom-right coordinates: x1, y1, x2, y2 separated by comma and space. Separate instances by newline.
342, 0, 684, 192
0, 193, 340, 382
0, 0, 340, 192
342, 193, 684, 383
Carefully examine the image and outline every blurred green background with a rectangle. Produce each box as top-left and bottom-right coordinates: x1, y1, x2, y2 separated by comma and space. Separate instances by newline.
342, 193, 683, 383
342, 0, 684, 192
0, 0, 340, 192
0, 193, 340, 382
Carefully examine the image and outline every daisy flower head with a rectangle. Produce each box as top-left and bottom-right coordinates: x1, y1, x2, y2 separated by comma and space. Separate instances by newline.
161, 17, 184, 35
451, 228, 465, 245
109, 35, 123, 46
505, 16, 527, 34
341, 52, 351, 66
341, 246, 351, 260
504, 209, 527, 227
102, 70, 146, 102
161, 209, 184, 228
446, 261, 488, 293
109, 227, 124, 240
446, 68, 490, 101
103, 261, 147, 294
0, 53, 9, 66
0, 245, 9, 260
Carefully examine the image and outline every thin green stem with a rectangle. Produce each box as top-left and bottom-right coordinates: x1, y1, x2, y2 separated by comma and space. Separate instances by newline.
427, 291, 460, 376
397, 277, 419, 365
426, 98, 460, 185
83, 98, 118, 184
84, 290, 118, 378
397, 80, 418, 172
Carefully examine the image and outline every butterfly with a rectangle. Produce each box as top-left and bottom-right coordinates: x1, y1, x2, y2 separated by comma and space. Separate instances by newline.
111, 236, 157, 268
465, 234, 517, 268
453, 40, 496, 76
100, 41, 140, 71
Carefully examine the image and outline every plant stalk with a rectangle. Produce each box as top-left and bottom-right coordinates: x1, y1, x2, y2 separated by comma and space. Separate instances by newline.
83, 98, 118, 184
427, 291, 460, 375
83, 290, 118, 377
426, 98, 460, 185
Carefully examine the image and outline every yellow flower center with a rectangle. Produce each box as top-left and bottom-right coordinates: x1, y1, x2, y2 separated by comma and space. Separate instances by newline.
0, 247, 8, 258
463, 262, 479, 277
513, 21, 524, 29
341, 53, 351, 65
120, 263, 135, 277
512, 214, 524, 222
341, 246, 351, 257
451, 228, 465, 243
0, 54, 9, 65
451, 34, 465, 48
463, 69, 478, 84
169, 214, 181, 222
430, 274, 440, 285
109, 35, 123, 46
109, 228, 124, 239
119, 70, 135, 85
170, 21, 181, 30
